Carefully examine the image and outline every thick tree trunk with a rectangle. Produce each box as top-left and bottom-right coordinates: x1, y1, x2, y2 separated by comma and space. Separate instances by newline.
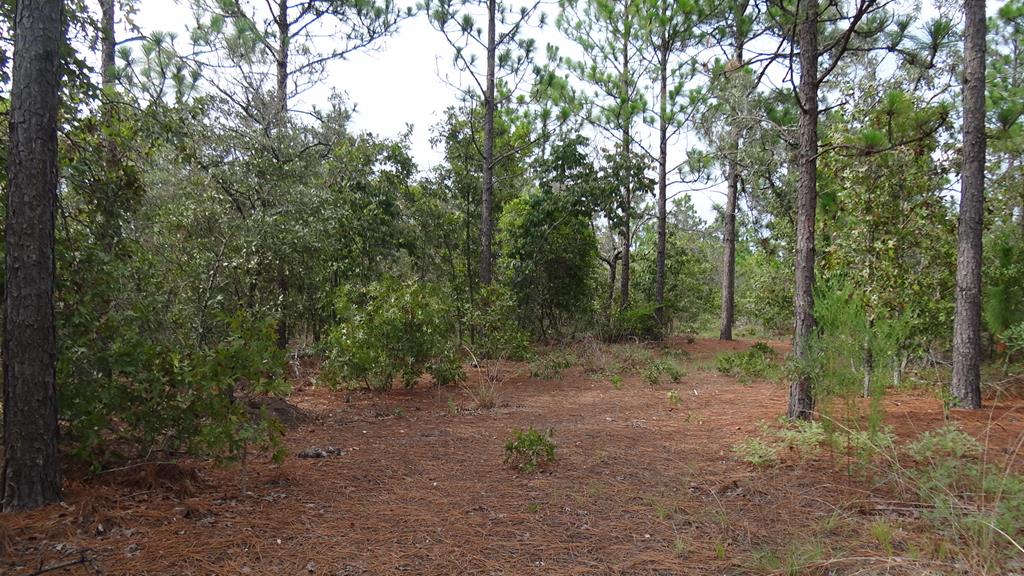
2, 0, 64, 512
788, 0, 818, 420
951, 0, 987, 409
655, 43, 668, 325
480, 0, 497, 286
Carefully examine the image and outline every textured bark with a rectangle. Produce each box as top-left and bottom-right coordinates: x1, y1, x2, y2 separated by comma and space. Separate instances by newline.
788, 0, 818, 420
274, 0, 291, 348
605, 253, 620, 317
618, 14, 632, 309
2, 0, 64, 511
480, 0, 496, 286
951, 0, 987, 410
654, 35, 668, 325
100, 0, 115, 90
719, 15, 745, 341
276, 0, 290, 117
720, 162, 738, 340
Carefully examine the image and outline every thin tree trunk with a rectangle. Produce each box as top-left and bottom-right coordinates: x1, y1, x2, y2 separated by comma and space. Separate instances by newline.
2, 0, 64, 512
276, 0, 289, 117
480, 0, 497, 286
720, 19, 746, 341
100, 0, 115, 90
619, 13, 632, 310
606, 253, 619, 320
655, 38, 668, 326
98, 0, 119, 249
788, 0, 818, 420
720, 161, 738, 340
273, 0, 291, 349
951, 0, 987, 409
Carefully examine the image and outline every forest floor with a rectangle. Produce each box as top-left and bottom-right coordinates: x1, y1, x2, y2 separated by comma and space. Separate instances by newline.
3, 338, 1024, 575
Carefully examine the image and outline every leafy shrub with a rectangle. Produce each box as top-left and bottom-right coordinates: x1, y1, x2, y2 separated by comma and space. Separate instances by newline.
463, 285, 531, 361
736, 251, 794, 335
498, 190, 598, 339
60, 313, 288, 469
324, 277, 464, 391
641, 359, 684, 387
715, 343, 779, 381
504, 427, 556, 472
602, 303, 664, 342
641, 364, 662, 387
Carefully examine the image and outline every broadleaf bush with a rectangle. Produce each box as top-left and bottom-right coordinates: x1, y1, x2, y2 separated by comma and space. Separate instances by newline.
324, 277, 464, 391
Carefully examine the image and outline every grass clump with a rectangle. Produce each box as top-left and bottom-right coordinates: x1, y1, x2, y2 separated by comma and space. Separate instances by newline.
530, 351, 575, 380
731, 437, 778, 467
504, 426, 556, 472
899, 424, 1024, 572
641, 358, 685, 388
666, 388, 682, 407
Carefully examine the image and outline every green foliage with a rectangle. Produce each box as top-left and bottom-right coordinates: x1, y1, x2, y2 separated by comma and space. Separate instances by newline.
775, 419, 827, 454
797, 281, 908, 440
735, 251, 794, 335
731, 437, 778, 467
631, 196, 719, 333
504, 426, 556, 472
464, 285, 532, 361
818, 90, 955, 350
499, 189, 598, 339
983, 227, 1024, 347
324, 278, 464, 391
666, 388, 682, 407
60, 312, 288, 468
530, 351, 575, 380
715, 343, 779, 381
603, 303, 664, 342
902, 424, 1024, 570
641, 358, 684, 387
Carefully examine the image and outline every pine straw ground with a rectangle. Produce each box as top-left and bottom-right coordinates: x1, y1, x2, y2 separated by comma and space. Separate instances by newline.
2, 338, 1023, 576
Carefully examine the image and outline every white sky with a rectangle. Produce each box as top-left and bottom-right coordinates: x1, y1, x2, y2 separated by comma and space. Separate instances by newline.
127, 0, 719, 218
126, 0, 969, 222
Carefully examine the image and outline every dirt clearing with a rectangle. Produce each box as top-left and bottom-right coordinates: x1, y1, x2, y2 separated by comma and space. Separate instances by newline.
3, 339, 1022, 575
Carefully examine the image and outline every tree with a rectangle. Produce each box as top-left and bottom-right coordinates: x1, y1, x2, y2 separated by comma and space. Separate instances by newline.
639, 0, 704, 325
559, 0, 649, 310
188, 0, 408, 347
712, 0, 751, 340
427, 0, 542, 285
781, 0, 904, 419
2, 0, 64, 511
951, 0, 987, 409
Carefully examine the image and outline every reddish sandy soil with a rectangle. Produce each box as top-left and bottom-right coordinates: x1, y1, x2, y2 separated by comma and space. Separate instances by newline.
2, 338, 1022, 575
